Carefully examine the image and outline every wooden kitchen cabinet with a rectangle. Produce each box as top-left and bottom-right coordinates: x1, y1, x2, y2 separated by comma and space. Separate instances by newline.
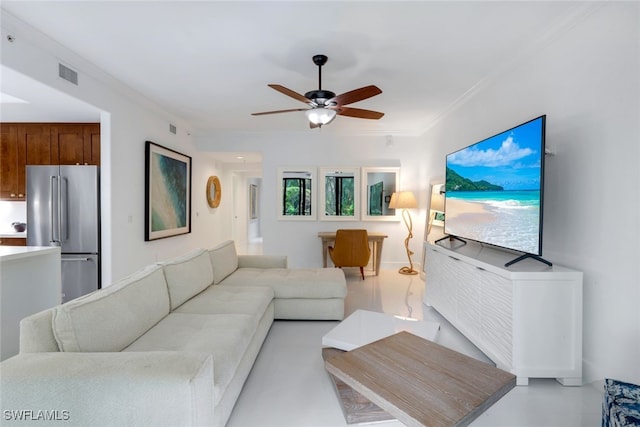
0, 238, 27, 246
51, 123, 100, 166
0, 124, 24, 200
83, 123, 100, 165
52, 124, 83, 165
22, 124, 55, 165
0, 123, 100, 201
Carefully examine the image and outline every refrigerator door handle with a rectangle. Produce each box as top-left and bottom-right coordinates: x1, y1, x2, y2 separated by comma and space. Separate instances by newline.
49, 175, 58, 244
60, 177, 68, 242
62, 257, 90, 262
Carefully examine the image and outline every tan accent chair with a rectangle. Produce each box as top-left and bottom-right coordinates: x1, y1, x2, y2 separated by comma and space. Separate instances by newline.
328, 229, 371, 280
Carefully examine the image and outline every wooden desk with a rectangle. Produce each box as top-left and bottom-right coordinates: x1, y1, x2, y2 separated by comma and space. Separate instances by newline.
318, 231, 388, 275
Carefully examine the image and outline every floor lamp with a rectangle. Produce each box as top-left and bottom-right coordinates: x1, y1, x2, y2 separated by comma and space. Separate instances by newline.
389, 191, 419, 275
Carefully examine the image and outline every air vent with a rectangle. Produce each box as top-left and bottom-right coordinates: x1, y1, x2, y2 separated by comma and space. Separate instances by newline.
58, 63, 78, 85
169, 124, 177, 134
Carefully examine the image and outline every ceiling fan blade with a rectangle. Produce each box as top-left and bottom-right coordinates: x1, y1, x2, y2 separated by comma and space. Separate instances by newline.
329, 85, 382, 107
336, 107, 384, 120
268, 84, 310, 104
251, 108, 308, 116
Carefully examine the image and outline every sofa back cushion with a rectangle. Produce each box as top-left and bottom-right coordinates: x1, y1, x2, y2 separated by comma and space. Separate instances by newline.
160, 249, 214, 310
52, 264, 170, 352
209, 240, 238, 284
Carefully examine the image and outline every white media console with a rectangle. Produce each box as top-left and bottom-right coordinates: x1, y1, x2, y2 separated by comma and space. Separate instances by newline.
423, 240, 583, 386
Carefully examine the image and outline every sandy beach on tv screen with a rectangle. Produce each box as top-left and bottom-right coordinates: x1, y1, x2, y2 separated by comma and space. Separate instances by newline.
445, 197, 500, 240
445, 196, 540, 255
446, 198, 492, 220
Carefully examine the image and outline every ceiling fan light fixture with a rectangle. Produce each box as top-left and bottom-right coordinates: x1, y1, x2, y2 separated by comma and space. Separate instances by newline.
305, 107, 336, 125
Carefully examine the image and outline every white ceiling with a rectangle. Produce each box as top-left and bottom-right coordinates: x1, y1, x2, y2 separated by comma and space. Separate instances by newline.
1, 65, 102, 122
1, 1, 587, 138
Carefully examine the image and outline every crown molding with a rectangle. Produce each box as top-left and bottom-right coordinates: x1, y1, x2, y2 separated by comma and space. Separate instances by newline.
416, 2, 607, 136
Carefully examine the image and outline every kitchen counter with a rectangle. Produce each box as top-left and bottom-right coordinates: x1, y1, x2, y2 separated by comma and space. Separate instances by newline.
0, 232, 27, 238
1, 246, 61, 360
0, 245, 57, 261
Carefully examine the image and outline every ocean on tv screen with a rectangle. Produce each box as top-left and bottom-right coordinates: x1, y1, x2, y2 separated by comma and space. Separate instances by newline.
445, 117, 544, 255
445, 191, 540, 254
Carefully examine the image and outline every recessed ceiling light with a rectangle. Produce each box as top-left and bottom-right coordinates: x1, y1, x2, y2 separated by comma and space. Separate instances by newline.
236, 156, 245, 160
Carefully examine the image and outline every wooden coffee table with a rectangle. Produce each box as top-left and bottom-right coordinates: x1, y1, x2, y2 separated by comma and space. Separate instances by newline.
324, 331, 516, 427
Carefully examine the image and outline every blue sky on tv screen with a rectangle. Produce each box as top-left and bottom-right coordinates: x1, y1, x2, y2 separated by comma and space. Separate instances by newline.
447, 117, 543, 191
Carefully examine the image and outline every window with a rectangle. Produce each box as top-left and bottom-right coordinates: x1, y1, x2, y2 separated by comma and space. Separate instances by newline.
319, 167, 359, 221
277, 168, 316, 221
283, 177, 312, 216
324, 175, 355, 216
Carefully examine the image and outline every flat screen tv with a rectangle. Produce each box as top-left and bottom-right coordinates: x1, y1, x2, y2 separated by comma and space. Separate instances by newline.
443, 115, 549, 266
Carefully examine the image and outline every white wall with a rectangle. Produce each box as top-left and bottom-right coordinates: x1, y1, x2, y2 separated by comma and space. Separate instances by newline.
420, 3, 639, 384
196, 131, 428, 270
1, 13, 229, 285
0, 202, 26, 235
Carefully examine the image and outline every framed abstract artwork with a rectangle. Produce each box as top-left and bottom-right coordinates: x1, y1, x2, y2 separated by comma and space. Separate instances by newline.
145, 140, 192, 241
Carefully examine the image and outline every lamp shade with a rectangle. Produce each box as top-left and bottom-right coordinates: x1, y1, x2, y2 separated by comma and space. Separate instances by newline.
389, 191, 417, 209
305, 108, 337, 125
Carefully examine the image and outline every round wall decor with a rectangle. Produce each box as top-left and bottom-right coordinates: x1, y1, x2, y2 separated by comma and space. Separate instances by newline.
206, 176, 221, 208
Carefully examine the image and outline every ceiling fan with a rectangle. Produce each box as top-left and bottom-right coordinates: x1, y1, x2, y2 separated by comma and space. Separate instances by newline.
251, 54, 384, 128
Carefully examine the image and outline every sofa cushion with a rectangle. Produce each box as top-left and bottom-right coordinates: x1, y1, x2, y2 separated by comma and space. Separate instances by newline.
219, 268, 347, 299
52, 264, 170, 352
209, 240, 238, 284
123, 312, 256, 406
160, 248, 214, 310
174, 285, 274, 327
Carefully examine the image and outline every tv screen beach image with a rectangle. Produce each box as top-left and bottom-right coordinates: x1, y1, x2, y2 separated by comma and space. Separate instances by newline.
445, 117, 544, 255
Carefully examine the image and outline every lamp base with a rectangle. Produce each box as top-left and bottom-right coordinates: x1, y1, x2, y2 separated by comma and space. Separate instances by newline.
398, 266, 419, 275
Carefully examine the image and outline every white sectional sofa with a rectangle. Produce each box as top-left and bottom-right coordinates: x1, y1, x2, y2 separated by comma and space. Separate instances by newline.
0, 240, 346, 426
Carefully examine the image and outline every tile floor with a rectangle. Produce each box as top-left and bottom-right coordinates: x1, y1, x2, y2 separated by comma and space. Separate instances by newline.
226, 267, 603, 427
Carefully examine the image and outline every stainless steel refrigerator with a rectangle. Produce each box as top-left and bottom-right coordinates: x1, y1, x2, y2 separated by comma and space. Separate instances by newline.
27, 165, 100, 303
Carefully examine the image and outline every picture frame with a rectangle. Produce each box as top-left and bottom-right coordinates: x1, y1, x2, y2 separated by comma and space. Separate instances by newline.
250, 184, 258, 219
145, 140, 192, 241
432, 210, 445, 227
